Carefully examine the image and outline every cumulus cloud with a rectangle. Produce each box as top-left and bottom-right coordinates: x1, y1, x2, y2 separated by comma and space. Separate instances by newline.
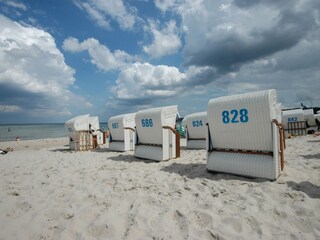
63, 36, 218, 107
63, 37, 135, 71
67, 0, 320, 113
111, 61, 224, 108
225, 39, 320, 107
181, 0, 319, 73
184, 66, 219, 86
0, 15, 86, 120
151, 0, 320, 107
143, 20, 181, 58
114, 62, 185, 101
73, 0, 136, 30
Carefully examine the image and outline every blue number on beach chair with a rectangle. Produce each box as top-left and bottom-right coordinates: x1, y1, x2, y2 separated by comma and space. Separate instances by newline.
112, 123, 119, 129
141, 119, 153, 127
192, 120, 203, 127
240, 109, 249, 123
222, 109, 249, 124
288, 117, 298, 123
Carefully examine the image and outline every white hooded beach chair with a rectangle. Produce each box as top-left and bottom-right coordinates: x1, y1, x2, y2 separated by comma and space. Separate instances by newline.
315, 114, 320, 130
303, 109, 317, 127
108, 113, 136, 152
65, 114, 100, 151
282, 109, 306, 136
135, 105, 180, 161
206, 89, 285, 180
182, 112, 207, 149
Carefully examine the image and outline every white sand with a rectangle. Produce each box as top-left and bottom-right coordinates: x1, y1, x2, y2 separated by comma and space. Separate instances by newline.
0, 136, 319, 239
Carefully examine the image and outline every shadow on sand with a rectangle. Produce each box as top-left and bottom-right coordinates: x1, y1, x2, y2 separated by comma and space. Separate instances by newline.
300, 153, 320, 160
94, 147, 113, 153
51, 146, 112, 153
287, 181, 320, 199
107, 153, 158, 164
160, 162, 269, 182
50, 148, 72, 153
49, 147, 271, 183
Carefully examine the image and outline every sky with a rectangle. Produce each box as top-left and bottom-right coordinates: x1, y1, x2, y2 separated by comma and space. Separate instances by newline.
0, 0, 320, 124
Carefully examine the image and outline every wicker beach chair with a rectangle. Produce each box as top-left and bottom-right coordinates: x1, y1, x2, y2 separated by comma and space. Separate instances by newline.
135, 105, 180, 161
182, 112, 207, 149
206, 89, 285, 180
108, 113, 136, 152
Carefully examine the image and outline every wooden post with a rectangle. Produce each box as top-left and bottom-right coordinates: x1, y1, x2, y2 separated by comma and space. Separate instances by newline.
93, 135, 98, 149
272, 119, 285, 171
176, 131, 180, 158
163, 126, 180, 159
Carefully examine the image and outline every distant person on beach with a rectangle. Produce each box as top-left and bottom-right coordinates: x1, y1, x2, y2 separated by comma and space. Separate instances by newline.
8, 128, 10, 132
16, 137, 20, 141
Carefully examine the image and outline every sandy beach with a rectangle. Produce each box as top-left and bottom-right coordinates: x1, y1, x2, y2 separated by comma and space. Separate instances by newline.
0, 136, 319, 239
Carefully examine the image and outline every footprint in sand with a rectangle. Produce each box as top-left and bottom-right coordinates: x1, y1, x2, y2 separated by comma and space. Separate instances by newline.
63, 212, 74, 219
8, 191, 20, 196
6, 201, 32, 217
39, 233, 51, 240
222, 217, 243, 234
206, 230, 223, 240
174, 210, 189, 239
284, 191, 305, 202
122, 204, 138, 239
196, 212, 213, 227
273, 209, 288, 219
19, 201, 32, 212
89, 223, 113, 239
245, 216, 262, 236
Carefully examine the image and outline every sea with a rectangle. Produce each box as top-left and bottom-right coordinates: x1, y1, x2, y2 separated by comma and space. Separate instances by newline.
0, 123, 108, 142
